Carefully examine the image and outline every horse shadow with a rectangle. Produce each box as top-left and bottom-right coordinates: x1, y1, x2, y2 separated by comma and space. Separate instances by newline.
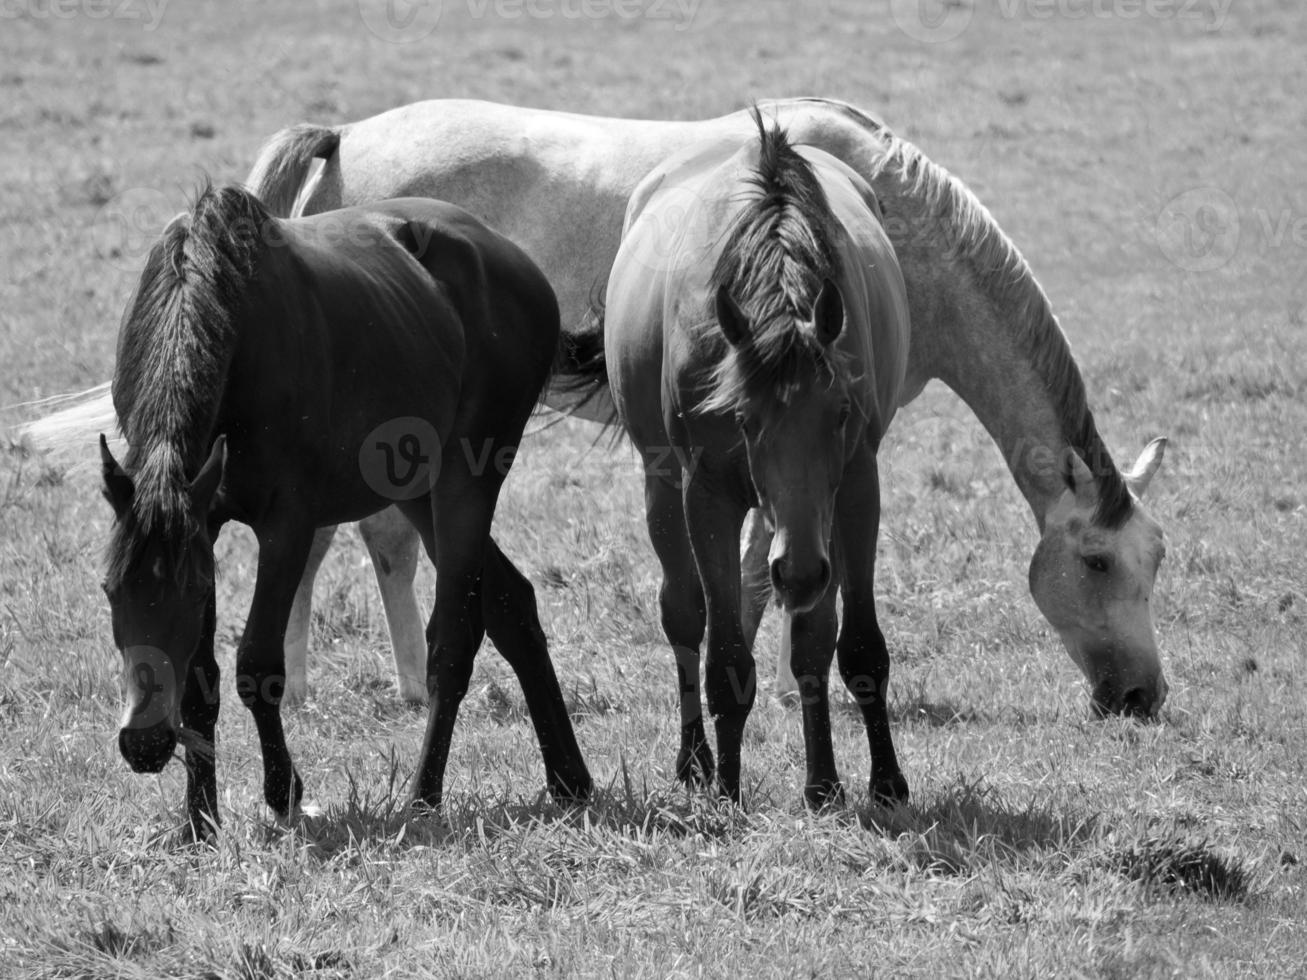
849, 777, 1100, 874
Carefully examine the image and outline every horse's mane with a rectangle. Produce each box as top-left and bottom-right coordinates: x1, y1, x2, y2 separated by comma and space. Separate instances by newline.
829, 102, 1133, 528
107, 182, 266, 586
702, 109, 846, 414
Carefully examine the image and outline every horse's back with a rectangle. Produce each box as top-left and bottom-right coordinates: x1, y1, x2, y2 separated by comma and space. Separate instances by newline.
364, 197, 559, 343
608, 135, 909, 443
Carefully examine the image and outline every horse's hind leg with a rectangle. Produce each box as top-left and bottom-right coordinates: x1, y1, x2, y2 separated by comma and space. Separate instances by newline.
406, 477, 498, 809
740, 509, 769, 650
480, 537, 591, 802
683, 478, 753, 803
740, 510, 799, 701
358, 508, 427, 705
645, 475, 713, 787
282, 524, 337, 707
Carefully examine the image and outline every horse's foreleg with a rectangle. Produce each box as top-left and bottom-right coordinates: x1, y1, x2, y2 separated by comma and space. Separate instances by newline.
683, 479, 751, 804
834, 458, 908, 805
179, 582, 220, 839
789, 590, 843, 809
645, 475, 711, 787
282, 524, 337, 707
358, 508, 427, 704
238, 522, 315, 818
480, 536, 591, 803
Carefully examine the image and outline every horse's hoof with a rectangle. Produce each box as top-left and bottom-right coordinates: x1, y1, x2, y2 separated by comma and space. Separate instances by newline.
548, 772, 593, 806
714, 777, 744, 808
409, 793, 442, 815
291, 800, 325, 820
264, 772, 305, 820
396, 678, 428, 706
676, 747, 715, 788
175, 817, 219, 849
804, 781, 846, 811
870, 772, 909, 805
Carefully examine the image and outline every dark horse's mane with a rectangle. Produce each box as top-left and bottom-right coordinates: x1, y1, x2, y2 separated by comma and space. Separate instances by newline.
106, 183, 267, 587
701, 109, 846, 413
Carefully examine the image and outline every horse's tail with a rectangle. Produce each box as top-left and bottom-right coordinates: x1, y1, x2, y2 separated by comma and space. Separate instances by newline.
244, 123, 341, 217
12, 382, 122, 474
551, 293, 617, 426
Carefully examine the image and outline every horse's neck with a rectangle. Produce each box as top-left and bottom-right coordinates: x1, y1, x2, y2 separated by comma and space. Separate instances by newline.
896, 239, 1073, 527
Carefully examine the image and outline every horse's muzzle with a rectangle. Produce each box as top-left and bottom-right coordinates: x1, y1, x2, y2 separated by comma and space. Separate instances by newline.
119, 721, 178, 773
770, 555, 832, 614
1091, 678, 1167, 721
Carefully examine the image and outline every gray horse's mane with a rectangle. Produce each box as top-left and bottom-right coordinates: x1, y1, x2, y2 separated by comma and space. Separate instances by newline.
862, 118, 1133, 528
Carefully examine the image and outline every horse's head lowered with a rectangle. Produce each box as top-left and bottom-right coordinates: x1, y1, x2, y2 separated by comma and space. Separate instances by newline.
101, 435, 226, 772
1028, 438, 1169, 718
714, 280, 852, 614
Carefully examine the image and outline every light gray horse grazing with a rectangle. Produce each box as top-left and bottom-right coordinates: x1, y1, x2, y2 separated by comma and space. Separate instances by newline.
21, 98, 1169, 721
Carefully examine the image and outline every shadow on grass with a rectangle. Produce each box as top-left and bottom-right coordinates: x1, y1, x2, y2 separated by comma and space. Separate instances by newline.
283, 755, 761, 860
853, 777, 1100, 875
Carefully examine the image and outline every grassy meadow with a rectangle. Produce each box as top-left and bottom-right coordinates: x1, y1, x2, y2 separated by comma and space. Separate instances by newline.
1, 0, 1305, 976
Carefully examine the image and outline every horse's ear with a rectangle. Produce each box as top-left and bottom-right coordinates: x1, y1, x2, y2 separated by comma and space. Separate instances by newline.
100, 434, 133, 519
189, 436, 226, 515
813, 278, 844, 347
715, 286, 750, 347
1124, 437, 1167, 499
1063, 449, 1097, 507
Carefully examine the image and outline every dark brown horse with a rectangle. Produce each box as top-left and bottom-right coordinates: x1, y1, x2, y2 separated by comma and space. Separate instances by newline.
95, 185, 590, 837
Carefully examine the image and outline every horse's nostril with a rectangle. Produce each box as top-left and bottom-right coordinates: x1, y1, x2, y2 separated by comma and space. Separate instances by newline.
769, 557, 788, 590
1121, 687, 1154, 719
119, 722, 178, 774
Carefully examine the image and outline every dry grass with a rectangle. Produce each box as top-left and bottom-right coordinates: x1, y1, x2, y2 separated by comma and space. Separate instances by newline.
2, 1, 1305, 977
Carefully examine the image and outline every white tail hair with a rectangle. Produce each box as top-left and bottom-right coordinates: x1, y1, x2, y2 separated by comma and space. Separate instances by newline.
11, 383, 123, 475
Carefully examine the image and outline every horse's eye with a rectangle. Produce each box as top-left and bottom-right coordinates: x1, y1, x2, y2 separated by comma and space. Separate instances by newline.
736, 414, 751, 436
1083, 554, 1111, 574
837, 403, 851, 427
